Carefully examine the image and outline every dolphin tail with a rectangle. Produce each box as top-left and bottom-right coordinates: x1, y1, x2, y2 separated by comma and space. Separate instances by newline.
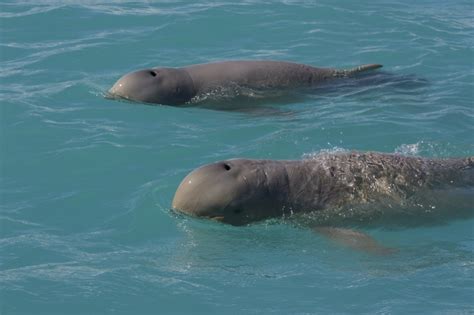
333, 64, 383, 78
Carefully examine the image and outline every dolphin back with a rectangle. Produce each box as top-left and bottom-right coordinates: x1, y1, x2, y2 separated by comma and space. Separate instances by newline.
458, 156, 474, 185
428, 156, 474, 188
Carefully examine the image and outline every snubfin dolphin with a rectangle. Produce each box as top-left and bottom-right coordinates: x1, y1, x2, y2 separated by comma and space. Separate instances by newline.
172, 152, 473, 254
108, 60, 382, 105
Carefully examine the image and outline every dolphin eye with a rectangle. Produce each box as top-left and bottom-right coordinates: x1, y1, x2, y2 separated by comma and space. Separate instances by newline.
149, 70, 157, 77
223, 163, 231, 171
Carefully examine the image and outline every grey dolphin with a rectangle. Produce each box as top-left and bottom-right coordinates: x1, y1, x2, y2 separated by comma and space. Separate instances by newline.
172, 152, 473, 226
108, 60, 382, 105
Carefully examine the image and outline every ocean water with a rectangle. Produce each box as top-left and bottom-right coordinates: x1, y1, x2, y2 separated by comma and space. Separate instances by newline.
1, 0, 473, 314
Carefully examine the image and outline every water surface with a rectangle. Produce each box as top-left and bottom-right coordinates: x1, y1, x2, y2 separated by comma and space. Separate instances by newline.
1, 0, 473, 313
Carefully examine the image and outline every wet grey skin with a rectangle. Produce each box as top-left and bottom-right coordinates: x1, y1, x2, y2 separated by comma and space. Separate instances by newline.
108, 60, 383, 105
172, 152, 474, 226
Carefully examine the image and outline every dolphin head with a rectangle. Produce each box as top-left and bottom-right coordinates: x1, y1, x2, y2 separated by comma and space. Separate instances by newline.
172, 159, 287, 226
108, 68, 195, 105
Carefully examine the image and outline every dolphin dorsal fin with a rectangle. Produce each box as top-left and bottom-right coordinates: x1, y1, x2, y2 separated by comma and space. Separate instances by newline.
333, 64, 383, 78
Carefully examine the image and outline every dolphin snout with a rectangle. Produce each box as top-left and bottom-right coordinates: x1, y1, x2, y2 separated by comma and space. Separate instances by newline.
172, 161, 246, 223
107, 69, 158, 103
107, 76, 131, 100
107, 84, 124, 99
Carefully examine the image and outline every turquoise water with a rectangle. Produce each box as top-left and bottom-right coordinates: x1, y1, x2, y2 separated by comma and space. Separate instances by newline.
1, 0, 473, 313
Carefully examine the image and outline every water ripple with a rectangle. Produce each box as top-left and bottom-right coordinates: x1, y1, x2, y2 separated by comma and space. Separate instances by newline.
1, 1, 473, 313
